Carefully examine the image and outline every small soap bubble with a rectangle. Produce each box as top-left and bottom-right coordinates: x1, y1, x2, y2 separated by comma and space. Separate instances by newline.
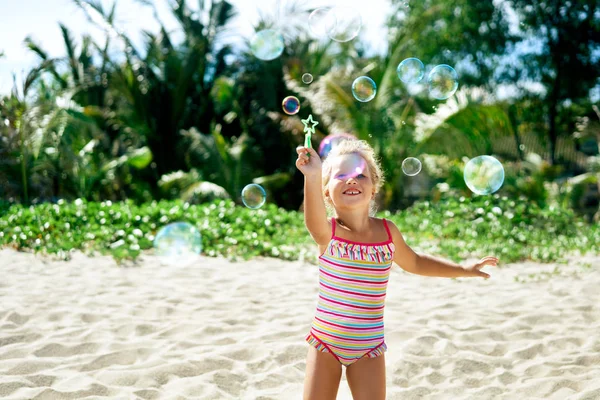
250, 29, 284, 61
302, 73, 314, 84
428, 64, 459, 100
352, 76, 377, 102
397, 58, 425, 83
402, 157, 422, 176
242, 184, 267, 209
282, 96, 300, 115
154, 222, 202, 266
463, 155, 505, 195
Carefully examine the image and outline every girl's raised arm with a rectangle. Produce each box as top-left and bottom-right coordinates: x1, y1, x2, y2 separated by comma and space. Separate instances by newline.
296, 146, 331, 245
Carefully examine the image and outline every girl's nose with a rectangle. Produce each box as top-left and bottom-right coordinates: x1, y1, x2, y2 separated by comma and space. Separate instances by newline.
346, 177, 358, 184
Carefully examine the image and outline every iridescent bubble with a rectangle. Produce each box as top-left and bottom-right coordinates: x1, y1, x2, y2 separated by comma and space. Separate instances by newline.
242, 184, 267, 209
318, 133, 357, 159
282, 96, 300, 115
397, 58, 425, 83
352, 76, 377, 102
326, 6, 362, 43
154, 222, 202, 266
428, 64, 459, 100
402, 157, 422, 176
250, 29, 284, 61
302, 73, 314, 84
308, 7, 335, 39
463, 155, 505, 195
334, 153, 367, 181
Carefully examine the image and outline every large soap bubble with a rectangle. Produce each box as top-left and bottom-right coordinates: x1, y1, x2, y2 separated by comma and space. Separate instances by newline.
428, 64, 459, 100
250, 29, 284, 61
397, 58, 425, 84
242, 184, 267, 209
463, 155, 505, 195
325, 6, 362, 43
308, 6, 361, 43
318, 133, 357, 159
334, 153, 368, 181
352, 76, 377, 102
154, 222, 202, 266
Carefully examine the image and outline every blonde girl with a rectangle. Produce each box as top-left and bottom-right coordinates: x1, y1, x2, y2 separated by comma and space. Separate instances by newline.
295, 139, 498, 400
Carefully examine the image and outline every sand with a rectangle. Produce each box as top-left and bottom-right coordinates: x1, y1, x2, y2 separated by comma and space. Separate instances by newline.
1, 248, 599, 400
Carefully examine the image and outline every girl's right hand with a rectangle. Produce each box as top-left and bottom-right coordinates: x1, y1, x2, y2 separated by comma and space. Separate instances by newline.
295, 146, 322, 177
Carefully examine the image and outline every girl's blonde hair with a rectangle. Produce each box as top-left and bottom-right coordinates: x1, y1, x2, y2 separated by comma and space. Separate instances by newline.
321, 139, 385, 214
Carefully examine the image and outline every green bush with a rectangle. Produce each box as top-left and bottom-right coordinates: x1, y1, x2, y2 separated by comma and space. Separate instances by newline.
1, 196, 598, 265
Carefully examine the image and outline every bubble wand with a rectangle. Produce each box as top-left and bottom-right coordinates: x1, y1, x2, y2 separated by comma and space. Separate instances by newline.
301, 114, 319, 157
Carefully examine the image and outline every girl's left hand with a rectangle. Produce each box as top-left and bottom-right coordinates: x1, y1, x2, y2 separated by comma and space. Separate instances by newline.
463, 256, 499, 279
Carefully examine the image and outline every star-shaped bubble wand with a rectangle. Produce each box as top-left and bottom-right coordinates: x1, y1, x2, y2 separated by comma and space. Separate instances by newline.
302, 114, 319, 156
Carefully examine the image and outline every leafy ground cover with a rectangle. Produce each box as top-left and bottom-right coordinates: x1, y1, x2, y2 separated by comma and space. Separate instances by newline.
0, 196, 598, 264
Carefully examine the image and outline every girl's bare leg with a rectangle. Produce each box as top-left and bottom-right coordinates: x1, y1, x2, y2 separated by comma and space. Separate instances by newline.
303, 346, 343, 400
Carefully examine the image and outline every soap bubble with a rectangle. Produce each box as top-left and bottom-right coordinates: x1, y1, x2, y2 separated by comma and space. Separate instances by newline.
463, 155, 505, 195
397, 58, 425, 83
352, 76, 377, 102
334, 153, 368, 181
428, 64, 459, 100
250, 29, 284, 61
402, 157, 422, 176
308, 7, 334, 39
242, 184, 267, 209
302, 73, 314, 84
282, 96, 300, 115
318, 133, 357, 158
154, 222, 202, 266
326, 6, 362, 43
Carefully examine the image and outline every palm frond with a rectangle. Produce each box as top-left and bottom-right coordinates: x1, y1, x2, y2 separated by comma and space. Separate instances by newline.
59, 23, 81, 83
415, 88, 516, 157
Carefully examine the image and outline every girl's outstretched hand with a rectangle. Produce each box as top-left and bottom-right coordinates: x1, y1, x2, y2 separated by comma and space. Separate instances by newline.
296, 146, 322, 177
463, 256, 499, 279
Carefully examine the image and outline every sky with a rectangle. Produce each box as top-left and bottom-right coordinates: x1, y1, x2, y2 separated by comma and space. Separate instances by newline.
0, 0, 392, 95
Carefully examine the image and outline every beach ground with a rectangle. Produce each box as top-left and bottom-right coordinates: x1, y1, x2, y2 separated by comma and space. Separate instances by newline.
1, 249, 599, 399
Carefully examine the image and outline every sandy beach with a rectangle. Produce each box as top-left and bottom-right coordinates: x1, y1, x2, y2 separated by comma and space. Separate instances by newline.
1, 248, 599, 399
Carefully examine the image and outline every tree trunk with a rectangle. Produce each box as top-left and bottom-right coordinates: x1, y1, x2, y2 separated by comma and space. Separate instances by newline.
547, 68, 561, 165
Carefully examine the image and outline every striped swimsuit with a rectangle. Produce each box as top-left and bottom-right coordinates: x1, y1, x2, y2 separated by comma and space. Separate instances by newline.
306, 218, 395, 367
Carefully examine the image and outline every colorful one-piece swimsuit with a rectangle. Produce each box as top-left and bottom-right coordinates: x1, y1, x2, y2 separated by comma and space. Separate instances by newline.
305, 218, 395, 367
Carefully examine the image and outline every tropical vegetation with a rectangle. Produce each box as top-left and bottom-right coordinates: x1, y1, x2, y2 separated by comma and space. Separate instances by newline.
0, 0, 598, 263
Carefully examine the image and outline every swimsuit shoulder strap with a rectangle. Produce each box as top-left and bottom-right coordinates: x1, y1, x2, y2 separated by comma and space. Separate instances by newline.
382, 219, 392, 241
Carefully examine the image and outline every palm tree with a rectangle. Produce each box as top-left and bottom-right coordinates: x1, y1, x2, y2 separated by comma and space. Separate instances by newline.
74, 0, 237, 179
0, 62, 55, 203
292, 0, 520, 210
22, 16, 152, 201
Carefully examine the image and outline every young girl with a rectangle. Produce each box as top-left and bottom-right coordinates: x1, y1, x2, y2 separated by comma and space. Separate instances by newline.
295, 139, 498, 400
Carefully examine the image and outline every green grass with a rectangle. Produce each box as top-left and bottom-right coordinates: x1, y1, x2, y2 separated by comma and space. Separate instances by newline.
0, 195, 598, 264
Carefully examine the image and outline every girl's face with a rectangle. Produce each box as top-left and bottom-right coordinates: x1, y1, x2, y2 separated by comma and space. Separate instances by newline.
325, 153, 375, 211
